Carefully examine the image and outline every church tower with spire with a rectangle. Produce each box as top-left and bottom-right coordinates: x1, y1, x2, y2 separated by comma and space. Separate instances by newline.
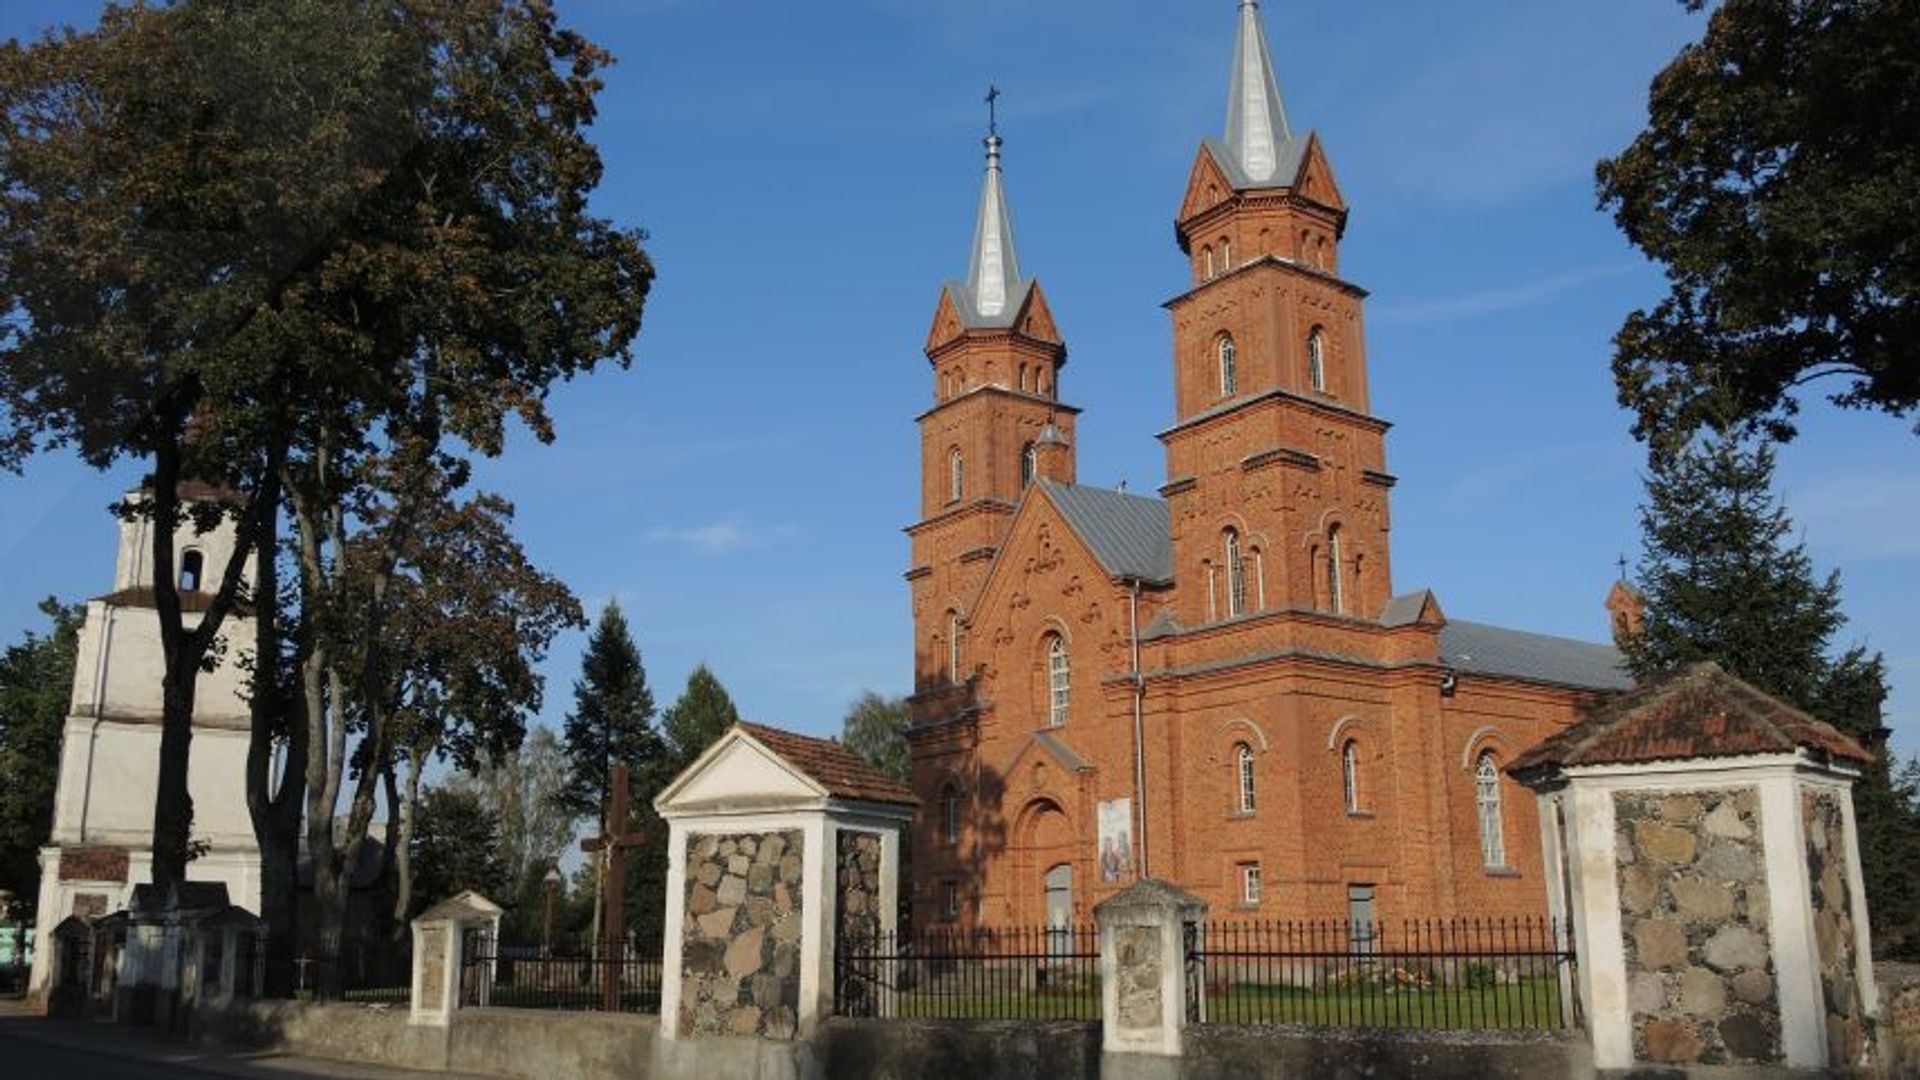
908, 119, 1077, 700
1161, 0, 1394, 626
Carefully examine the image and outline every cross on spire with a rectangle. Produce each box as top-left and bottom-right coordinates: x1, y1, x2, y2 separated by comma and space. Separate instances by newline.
1616, 553, 1630, 581
985, 83, 1001, 139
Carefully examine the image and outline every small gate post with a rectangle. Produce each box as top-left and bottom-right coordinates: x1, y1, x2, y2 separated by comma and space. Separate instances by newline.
1095, 879, 1207, 1077
408, 891, 502, 1028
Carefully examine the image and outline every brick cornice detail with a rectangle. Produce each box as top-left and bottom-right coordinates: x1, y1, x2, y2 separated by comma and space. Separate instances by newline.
1162, 254, 1368, 309
914, 385, 1084, 424
1242, 446, 1321, 472
1158, 387, 1391, 442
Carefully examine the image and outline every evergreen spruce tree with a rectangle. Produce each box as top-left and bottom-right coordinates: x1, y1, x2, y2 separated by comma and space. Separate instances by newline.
661, 664, 741, 769
556, 601, 669, 943
1627, 427, 1920, 957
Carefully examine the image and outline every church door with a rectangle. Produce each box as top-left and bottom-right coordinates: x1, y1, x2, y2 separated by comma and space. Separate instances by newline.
1044, 862, 1073, 955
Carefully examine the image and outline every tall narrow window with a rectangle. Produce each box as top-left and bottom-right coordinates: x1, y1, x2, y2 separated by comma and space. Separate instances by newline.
1342, 740, 1361, 813
1021, 442, 1038, 488
1220, 237, 1233, 271
1217, 334, 1238, 398
947, 610, 963, 683
942, 785, 960, 846
1239, 863, 1262, 905
1477, 752, 1507, 869
1047, 635, 1070, 727
1224, 529, 1247, 617
178, 549, 204, 593
941, 880, 960, 920
1236, 743, 1256, 813
1018, 363, 1028, 392
1203, 245, 1215, 280
1327, 525, 1346, 614
1307, 328, 1326, 392
949, 449, 964, 503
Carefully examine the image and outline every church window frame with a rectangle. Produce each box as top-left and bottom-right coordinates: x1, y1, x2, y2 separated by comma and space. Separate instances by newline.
1046, 634, 1070, 727
1326, 524, 1347, 614
947, 610, 964, 683
1217, 333, 1238, 398
1220, 236, 1232, 271
949, 448, 964, 503
941, 784, 961, 846
1224, 528, 1248, 617
1021, 441, 1038, 488
1342, 739, 1362, 814
1203, 245, 1215, 280
1476, 752, 1508, 870
178, 548, 205, 593
1307, 327, 1327, 392
1239, 862, 1262, 905
1235, 742, 1257, 814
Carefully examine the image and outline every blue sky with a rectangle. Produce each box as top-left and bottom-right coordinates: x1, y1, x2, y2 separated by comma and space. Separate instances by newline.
3, 0, 1916, 759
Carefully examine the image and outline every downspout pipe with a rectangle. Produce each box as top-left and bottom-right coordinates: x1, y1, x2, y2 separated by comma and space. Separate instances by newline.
1128, 577, 1148, 880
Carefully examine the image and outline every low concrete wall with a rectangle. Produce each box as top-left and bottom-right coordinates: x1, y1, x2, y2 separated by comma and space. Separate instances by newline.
449, 1007, 656, 1080
1881, 963, 1920, 1080
194, 1000, 449, 1072
816, 1018, 1100, 1080
1182, 1024, 1593, 1080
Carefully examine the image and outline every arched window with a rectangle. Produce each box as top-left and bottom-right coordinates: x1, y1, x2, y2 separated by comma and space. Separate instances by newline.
1342, 740, 1361, 813
1217, 334, 1238, 398
1021, 441, 1038, 488
178, 549, 204, 593
1477, 753, 1507, 868
1018, 363, 1028, 392
1203, 245, 1215, 280
949, 449, 964, 502
1307, 328, 1326, 392
1046, 635, 1070, 727
1220, 237, 1232, 271
1224, 528, 1247, 618
1326, 525, 1346, 614
947, 610, 963, 683
941, 784, 961, 846
1236, 743, 1256, 813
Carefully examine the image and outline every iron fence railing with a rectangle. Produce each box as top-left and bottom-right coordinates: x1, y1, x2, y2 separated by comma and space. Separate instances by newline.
1186, 917, 1577, 1031
834, 925, 1100, 1021
461, 937, 665, 1014
297, 946, 413, 1005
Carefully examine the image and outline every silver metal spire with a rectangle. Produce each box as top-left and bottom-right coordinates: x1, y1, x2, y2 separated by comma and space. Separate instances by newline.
1224, 0, 1293, 185
966, 91, 1022, 321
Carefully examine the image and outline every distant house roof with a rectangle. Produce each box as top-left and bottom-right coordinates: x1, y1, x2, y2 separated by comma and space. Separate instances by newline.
1037, 480, 1174, 585
1509, 661, 1872, 776
1439, 620, 1632, 692
737, 722, 918, 807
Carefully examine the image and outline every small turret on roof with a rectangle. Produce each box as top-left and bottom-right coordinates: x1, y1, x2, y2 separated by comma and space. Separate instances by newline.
1509, 661, 1872, 779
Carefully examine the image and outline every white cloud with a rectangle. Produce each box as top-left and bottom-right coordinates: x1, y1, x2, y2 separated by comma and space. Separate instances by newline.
648, 522, 752, 554
1373, 264, 1635, 325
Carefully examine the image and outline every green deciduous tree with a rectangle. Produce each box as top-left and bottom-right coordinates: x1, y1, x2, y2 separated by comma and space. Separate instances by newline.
661, 664, 741, 769
410, 785, 509, 910
1598, 0, 1920, 451
841, 691, 911, 782
0, 0, 651, 918
0, 600, 82, 922
1626, 425, 1920, 956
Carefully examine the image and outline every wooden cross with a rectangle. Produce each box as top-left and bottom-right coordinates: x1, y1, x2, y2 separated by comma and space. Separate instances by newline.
985, 83, 1002, 138
580, 761, 647, 1012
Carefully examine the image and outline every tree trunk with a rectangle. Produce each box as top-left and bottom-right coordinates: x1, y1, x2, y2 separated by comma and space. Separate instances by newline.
393, 747, 424, 929
151, 661, 201, 883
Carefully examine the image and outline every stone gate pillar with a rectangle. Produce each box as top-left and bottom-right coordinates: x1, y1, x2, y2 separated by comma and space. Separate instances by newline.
1095, 879, 1207, 1076
652, 723, 915, 1046
1513, 662, 1880, 1074
408, 891, 503, 1027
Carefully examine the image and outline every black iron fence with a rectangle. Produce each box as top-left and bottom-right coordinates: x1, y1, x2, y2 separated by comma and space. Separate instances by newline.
461, 937, 665, 1014
1187, 917, 1577, 1031
297, 943, 413, 1005
834, 925, 1100, 1021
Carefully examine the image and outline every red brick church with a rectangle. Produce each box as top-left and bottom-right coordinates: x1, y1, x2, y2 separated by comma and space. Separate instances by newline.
904, 1, 1635, 931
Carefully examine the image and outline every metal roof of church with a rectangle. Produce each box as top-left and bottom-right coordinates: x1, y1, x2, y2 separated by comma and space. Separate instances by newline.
1439, 620, 1632, 692
1037, 480, 1175, 585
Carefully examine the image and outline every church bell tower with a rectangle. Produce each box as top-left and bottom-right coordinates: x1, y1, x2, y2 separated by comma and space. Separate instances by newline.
1159, 0, 1396, 628
907, 115, 1078, 704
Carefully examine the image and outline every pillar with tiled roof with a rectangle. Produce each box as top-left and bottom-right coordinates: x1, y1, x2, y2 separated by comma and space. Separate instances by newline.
1511, 662, 1880, 1073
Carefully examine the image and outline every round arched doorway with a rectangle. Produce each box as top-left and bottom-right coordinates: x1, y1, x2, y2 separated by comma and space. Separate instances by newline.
1013, 798, 1075, 926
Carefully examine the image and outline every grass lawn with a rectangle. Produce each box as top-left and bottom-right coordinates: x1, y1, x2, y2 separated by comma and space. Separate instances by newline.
1200, 976, 1569, 1030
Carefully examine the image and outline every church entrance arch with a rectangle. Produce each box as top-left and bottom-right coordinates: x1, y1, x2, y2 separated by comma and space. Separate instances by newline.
1012, 798, 1075, 926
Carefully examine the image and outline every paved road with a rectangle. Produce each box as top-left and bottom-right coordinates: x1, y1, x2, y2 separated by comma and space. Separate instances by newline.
0, 1015, 492, 1080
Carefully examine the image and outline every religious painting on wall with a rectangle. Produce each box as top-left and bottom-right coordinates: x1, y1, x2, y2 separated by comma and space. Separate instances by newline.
1098, 798, 1132, 883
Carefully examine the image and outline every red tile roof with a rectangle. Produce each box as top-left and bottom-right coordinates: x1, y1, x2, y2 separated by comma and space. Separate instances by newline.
1509, 661, 1872, 776
736, 722, 918, 807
